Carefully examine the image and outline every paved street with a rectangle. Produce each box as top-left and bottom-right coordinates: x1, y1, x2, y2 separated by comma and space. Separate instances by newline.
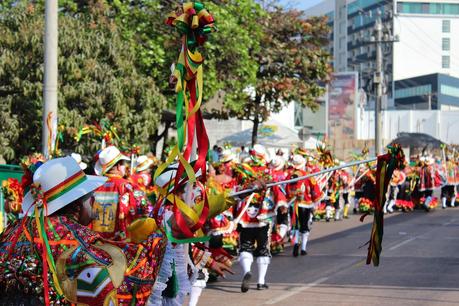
198, 209, 459, 306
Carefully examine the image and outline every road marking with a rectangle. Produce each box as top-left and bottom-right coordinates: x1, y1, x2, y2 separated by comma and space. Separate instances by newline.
442, 219, 456, 226
388, 237, 416, 251
263, 277, 328, 305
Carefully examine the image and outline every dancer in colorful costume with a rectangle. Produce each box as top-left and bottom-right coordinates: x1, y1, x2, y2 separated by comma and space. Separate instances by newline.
92, 145, 139, 240
441, 155, 457, 209
148, 163, 237, 306
286, 154, 323, 256
0, 157, 167, 305
417, 156, 442, 211
269, 156, 289, 254
383, 168, 406, 213
236, 144, 273, 292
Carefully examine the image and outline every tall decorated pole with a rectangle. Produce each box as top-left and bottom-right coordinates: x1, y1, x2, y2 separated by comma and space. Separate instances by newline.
155, 2, 216, 241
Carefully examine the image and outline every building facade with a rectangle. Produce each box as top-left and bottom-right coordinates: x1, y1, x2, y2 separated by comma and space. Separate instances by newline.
394, 73, 459, 110
303, 0, 459, 104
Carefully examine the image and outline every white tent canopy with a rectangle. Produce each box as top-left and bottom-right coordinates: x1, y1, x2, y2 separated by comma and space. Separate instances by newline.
217, 120, 302, 148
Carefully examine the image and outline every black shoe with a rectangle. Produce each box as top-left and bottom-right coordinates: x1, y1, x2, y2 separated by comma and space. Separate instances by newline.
353, 208, 358, 214
326, 218, 330, 222
241, 272, 252, 293
293, 243, 299, 257
257, 283, 269, 290
301, 250, 307, 256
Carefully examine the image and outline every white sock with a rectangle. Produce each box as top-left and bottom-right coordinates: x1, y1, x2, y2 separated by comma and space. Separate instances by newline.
188, 286, 203, 306
278, 224, 288, 239
239, 251, 253, 275
388, 200, 395, 212
256, 256, 270, 285
451, 197, 456, 207
383, 200, 389, 213
301, 232, 310, 251
335, 208, 341, 220
326, 206, 332, 219
442, 197, 447, 208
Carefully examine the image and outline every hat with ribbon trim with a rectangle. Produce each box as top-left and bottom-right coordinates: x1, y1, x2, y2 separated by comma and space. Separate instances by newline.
219, 150, 235, 164
155, 163, 203, 192
94, 146, 130, 176
22, 156, 107, 216
135, 155, 155, 173
270, 156, 285, 171
292, 154, 306, 170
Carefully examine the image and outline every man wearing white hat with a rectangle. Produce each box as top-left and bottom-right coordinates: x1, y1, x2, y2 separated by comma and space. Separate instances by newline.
130, 155, 156, 191
0, 156, 168, 305
92, 145, 137, 240
286, 155, 323, 257
237, 144, 273, 292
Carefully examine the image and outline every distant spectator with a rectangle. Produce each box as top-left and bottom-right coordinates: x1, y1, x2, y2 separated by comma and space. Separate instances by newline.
211, 145, 220, 162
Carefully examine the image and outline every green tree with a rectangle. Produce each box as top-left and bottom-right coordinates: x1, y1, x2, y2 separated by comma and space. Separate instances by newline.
57, 0, 265, 148
0, 2, 166, 162
228, 7, 332, 145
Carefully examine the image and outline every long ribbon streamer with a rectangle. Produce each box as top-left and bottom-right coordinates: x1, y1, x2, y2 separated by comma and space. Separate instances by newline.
162, 2, 216, 239
366, 144, 405, 266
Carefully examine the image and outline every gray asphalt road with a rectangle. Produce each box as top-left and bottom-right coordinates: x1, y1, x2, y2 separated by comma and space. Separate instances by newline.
198, 208, 459, 306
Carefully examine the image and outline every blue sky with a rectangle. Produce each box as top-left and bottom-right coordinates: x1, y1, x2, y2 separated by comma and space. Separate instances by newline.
279, 0, 324, 10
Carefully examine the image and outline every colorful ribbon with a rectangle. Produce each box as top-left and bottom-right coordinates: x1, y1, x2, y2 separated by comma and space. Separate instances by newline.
366, 144, 405, 266
74, 119, 120, 149
159, 2, 216, 239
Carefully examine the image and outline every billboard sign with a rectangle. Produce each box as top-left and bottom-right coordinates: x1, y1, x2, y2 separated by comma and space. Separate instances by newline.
328, 72, 358, 140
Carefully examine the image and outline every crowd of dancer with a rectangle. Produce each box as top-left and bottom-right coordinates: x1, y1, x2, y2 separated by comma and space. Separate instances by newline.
0, 143, 457, 305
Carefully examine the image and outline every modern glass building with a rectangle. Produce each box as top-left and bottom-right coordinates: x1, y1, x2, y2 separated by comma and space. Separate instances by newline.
395, 73, 459, 110
304, 0, 459, 109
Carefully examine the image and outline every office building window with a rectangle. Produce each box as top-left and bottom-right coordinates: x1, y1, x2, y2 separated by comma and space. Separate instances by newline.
441, 85, 459, 99
442, 55, 450, 68
442, 38, 450, 51
395, 84, 432, 99
397, 3, 459, 15
442, 20, 450, 33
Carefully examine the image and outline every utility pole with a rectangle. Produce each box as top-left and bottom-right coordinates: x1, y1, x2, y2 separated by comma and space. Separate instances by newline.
42, 0, 58, 158
374, 11, 383, 155
368, 8, 398, 155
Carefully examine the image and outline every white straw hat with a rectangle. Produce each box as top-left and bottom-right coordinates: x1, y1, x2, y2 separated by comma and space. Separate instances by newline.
135, 155, 154, 173
292, 154, 306, 170
94, 146, 130, 175
70, 153, 88, 170
220, 150, 235, 163
155, 163, 202, 190
22, 156, 107, 216
270, 156, 285, 171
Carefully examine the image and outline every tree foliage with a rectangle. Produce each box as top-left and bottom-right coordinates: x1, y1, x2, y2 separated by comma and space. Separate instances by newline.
0, 0, 332, 161
227, 7, 332, 145
0, 2, 165, 162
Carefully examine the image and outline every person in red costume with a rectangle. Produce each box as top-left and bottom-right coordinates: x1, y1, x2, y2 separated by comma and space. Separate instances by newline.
268, 156, 289, 254
236, 144, 272, 292
92, 146, 137, 240
286, 155, 323, 257
0, 156, 167, 305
